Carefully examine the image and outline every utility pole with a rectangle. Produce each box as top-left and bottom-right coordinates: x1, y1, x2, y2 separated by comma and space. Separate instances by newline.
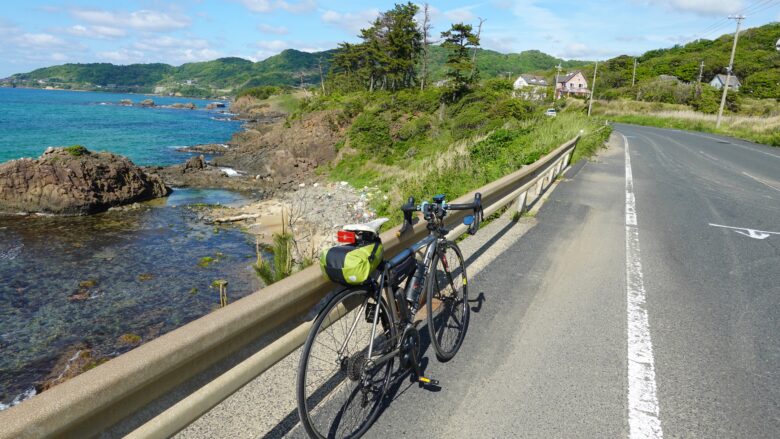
318, 57, 325, 94
716, 15, 744, 128
588, 61, 598, 117
631, 58, 637, 86
554, 63, 562, 100
697, 60, 705, 84
695, 60, 704, 98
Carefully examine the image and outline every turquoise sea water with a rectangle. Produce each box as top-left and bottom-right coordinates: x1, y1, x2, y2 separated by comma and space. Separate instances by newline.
0, 88, 262, 409
0, 88, 240, 165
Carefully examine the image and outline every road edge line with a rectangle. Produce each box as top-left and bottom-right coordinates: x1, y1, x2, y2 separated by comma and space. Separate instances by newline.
622, 132, 664, 439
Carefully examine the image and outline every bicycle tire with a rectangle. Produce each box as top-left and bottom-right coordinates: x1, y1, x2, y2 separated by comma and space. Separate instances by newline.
426, 240, 469, 361
297, 287, 395, 439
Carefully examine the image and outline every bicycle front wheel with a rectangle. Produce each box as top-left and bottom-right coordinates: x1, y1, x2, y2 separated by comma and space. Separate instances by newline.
297, 287, 395, 439
426, 241, 469, 361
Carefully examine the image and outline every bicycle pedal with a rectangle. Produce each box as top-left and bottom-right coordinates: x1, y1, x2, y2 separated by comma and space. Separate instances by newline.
418, 376, 439, 386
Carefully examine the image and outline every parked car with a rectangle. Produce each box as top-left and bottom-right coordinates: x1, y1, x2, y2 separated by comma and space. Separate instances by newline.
544, 108, 557, 117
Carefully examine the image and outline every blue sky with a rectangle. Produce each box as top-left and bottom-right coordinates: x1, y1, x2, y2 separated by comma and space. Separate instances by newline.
0, 1, 779, 77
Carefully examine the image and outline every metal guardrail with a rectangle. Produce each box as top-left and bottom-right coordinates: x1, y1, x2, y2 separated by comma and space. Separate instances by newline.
0, 136, 578, 439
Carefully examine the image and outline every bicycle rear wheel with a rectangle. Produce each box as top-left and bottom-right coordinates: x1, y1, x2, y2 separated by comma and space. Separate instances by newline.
297, 287, 395, 439
426, 241, 469, 361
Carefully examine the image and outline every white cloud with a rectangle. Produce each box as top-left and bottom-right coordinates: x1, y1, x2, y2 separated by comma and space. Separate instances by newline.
258, 23, 289, 34
321, 8, 380, 34
444, 7, 477, 23
481, 34, 517, 52
96, 49, 146, 63
66, 24, 126, 39
256, 39, 291, 51
240, 0, 317, 14
0, 19, 20, 37
637, 0, 744, 16
70, 8, 190, 32
14, 33, 67, 48
132, 36, 221, 63
559, 42, 589, 58
134, 36, 211, 51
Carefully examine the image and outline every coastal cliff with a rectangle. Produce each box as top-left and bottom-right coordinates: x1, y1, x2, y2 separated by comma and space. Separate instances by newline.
0, 146, 170, 215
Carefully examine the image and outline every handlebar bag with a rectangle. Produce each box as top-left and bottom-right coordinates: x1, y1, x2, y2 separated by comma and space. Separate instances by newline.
320, 241, 383, 286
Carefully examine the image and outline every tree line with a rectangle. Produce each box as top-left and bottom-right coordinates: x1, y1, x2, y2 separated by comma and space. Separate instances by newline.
329, 2, 482, 100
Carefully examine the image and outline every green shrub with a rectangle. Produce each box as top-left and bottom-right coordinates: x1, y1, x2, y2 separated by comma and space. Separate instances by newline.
236, 86, 280, 100
254, 232, 293, 285
65, 145, 89, 156
397, 115, 432, 140
483, 77, 514, 92
348, 112, 393, 157
493, 98, 536, 120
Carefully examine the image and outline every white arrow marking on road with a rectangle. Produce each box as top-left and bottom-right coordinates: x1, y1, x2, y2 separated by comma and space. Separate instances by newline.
709, 223, 780, 240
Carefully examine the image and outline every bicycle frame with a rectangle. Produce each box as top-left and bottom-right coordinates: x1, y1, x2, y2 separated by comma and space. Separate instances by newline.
362, 233, 440, 370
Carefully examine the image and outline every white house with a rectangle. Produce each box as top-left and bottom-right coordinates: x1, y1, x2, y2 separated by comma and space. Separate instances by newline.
513, 74, 548, 89
513, 74, 549, 100
709, 74, 741, 91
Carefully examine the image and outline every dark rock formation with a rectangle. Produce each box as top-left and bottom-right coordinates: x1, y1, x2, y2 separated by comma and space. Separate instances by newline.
182, 155, 206, 173
175, 143, 229, 154
170, 102, 196, 110
0, 146, 170, 215
139, 99, 155, 107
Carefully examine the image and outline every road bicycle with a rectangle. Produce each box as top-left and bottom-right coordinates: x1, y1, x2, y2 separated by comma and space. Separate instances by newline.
296, 193, 483, 438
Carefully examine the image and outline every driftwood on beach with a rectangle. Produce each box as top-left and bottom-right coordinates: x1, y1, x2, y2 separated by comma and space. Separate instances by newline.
211, 213, 260, 223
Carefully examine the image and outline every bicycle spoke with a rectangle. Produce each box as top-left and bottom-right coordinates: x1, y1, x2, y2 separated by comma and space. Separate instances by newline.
298, 289, 394, 439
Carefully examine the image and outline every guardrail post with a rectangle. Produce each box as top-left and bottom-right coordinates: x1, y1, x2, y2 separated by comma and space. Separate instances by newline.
562, 152, 571, 169
535, 174, 545, 198
515, 191, 527, 214
554, 158, 563, 176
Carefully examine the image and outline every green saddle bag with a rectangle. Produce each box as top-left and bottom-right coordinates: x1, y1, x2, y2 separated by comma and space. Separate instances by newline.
320, 241, 383, 286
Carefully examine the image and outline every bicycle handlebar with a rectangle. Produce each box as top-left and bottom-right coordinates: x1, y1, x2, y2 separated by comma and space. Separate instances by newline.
398, 193, 483, 236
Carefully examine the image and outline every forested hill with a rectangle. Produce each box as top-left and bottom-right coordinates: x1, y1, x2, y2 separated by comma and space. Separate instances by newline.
549, 22, 780, 99
3, 46, 587, 97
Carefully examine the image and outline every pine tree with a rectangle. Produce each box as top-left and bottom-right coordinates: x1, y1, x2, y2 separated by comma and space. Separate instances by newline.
441, 22, 480, 101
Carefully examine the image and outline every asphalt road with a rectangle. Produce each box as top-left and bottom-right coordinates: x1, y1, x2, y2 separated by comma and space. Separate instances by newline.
183, 124, 779, 438
346, 125, 777, 438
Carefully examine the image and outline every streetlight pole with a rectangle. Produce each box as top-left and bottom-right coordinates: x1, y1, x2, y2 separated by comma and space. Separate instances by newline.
716, 15, 744, 128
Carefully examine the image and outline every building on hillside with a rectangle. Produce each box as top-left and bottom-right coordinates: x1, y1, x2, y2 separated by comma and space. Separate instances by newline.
555, 71, 589, 99
513, 74, 549, 100
709, 74, 741, 91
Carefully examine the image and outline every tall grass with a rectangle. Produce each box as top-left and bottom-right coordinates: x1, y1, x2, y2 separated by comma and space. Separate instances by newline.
362, 112, 611, 224
594, 99, 780, 146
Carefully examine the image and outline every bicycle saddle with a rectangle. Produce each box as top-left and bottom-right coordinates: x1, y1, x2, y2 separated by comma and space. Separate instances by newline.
343, 217, 389, 234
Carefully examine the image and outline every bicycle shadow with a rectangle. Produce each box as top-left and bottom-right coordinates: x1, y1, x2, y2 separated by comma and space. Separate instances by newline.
264, 292, 487, 438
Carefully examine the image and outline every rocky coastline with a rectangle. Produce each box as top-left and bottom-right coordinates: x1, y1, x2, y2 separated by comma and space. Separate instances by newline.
0, 146, 170, 215
0, 93, 377, 404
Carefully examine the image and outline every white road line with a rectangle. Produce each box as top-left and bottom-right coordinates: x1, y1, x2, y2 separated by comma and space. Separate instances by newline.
741, 172, 780, 193
622, 133, 664, 439
698, 150, 720, 162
